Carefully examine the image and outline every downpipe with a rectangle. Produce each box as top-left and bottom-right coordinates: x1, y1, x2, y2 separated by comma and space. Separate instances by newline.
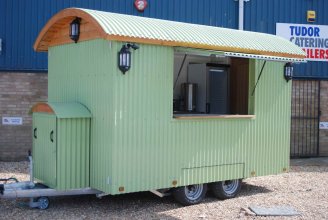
238, 0, 244, 30
238, 0, 249, 30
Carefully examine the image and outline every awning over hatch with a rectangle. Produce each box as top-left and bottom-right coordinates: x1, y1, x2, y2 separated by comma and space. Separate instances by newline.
34, 8, 306, 62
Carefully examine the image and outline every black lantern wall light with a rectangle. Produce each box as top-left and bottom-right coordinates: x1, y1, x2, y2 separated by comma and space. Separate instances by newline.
284, 62, 293, 82
69, 17, 81, 43
118, 43, 139, 74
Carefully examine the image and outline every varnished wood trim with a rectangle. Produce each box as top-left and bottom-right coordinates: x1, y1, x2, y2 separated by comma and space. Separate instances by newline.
48, 29, 102, 49
34, 8, 106, 51
173, 114, 256, 119
31, 103, 54, 114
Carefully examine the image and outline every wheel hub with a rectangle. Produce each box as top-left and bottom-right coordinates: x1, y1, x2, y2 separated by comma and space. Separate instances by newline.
185, 184, 203, 200
222, 180, 239, 194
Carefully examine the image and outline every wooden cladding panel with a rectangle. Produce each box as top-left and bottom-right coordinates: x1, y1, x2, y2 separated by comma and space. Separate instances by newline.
34, 9, 106, 51
31, 103, 54, 114
37, 20, 102, 51
229, 58, 249, 114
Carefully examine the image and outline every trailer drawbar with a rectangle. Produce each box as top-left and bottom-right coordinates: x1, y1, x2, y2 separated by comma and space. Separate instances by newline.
0, 153, 102, 209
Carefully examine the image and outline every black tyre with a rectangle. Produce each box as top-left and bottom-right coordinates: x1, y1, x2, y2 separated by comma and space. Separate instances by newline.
173, 184, 207, 206
210, 179, 241, 200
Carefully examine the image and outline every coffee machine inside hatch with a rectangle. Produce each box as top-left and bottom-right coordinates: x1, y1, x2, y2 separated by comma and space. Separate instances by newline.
181, 83, 197, 112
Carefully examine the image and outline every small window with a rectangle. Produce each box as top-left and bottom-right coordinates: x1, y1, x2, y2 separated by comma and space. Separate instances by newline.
173, 49, 254, 119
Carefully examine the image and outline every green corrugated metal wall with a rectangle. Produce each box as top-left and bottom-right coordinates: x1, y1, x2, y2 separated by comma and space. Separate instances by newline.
48, 39, 290, 194
56, 118, 90, 189
33, 113, 90, 190
49, 39, 116, 192
33, 113, 57, 188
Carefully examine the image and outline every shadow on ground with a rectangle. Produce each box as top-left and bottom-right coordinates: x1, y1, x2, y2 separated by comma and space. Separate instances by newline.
239, 182, 272, 197
2, 192, 181, 219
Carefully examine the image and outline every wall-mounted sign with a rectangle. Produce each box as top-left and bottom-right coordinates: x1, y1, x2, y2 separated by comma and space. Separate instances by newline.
276, 23, 328, 62
2, 117, 23, 125
134, 0, 148, 12
307, 10, 316, 23
319, 122, 328, 129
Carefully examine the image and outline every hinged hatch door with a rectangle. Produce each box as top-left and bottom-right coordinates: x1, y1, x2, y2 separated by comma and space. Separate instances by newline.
33, 113, 57, 188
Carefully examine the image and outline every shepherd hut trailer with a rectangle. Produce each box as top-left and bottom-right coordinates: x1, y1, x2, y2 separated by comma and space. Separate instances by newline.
29, 8, 305, 205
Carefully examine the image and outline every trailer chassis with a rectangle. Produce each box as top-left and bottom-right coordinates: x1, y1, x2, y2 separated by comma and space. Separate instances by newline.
0, 154, 102, 209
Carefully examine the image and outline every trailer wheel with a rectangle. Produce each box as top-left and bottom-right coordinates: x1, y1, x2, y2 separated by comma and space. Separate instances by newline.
173, 184, 207, 206
210, 179, 241, 200
37, 197, 49, 210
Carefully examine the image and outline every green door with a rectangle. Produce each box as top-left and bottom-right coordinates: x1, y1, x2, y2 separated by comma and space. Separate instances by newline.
32, 113, 57, 188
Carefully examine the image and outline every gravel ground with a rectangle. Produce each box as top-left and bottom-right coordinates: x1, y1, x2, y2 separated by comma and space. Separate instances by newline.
0, 160, 328, 220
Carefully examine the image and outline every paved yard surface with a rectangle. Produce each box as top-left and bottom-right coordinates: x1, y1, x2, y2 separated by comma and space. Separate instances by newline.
0, 159, 328, 219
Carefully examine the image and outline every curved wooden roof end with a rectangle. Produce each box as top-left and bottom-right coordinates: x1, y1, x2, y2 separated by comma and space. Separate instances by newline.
30, 102, 54, 114
34, 8, 106, 51
34, 8, 306, 60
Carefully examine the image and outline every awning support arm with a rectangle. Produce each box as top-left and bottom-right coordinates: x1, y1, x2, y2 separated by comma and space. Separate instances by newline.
251, 61, 267, 96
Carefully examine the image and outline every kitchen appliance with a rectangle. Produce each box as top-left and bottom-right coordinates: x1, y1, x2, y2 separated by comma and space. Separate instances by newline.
181, 83, 197, 112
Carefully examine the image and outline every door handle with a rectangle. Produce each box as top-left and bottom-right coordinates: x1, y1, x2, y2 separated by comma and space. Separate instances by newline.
50, 130, 54, 142
33, 128, 37, 139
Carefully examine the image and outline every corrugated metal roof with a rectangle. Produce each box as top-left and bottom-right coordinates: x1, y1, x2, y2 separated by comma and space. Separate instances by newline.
48, 102, 92, 118
2, 0, 328, 77
31, 102, 91, 118
35, 8, 306, 60
0, 0, 238, 71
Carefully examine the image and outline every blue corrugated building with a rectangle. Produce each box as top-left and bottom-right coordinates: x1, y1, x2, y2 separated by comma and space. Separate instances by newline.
0, 0, 327, 160
1, 0, 327, 78
0, 0, 238, 71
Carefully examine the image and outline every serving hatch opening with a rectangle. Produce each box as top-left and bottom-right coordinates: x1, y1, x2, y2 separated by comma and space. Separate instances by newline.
173, 48, 255, 119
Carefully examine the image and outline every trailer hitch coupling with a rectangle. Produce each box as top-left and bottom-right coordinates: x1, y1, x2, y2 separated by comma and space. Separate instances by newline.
0, 177, 19, 183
